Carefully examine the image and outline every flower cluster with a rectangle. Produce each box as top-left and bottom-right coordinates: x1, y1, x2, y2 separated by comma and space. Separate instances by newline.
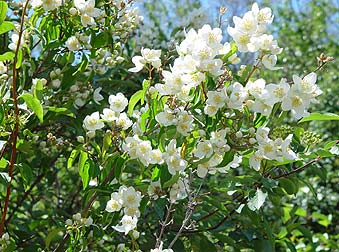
122, 135, 163, 166
115, 7, 144, 39
83, 92, 133, 136
31, 0, 62, 11
155, 24, 231, 101
205, 72, 322, 119
105, 186, 142, 235
249, 127, 297, 171
65, 213, 93, 228
0, 233, 10, 250
73, 0, 102, 27
227, 3, 282, 70
155, 105, 194, 136
128, 48, 162, 72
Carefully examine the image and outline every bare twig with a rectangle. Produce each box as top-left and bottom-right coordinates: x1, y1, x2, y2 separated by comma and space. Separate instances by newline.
155, 202, 173, 248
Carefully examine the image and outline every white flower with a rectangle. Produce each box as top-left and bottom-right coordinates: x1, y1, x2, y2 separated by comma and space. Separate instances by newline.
207, 90, 227, 108
142, 48, 162, 68
84, 216, 93, 226
233, 11, 258, 35
65, 36, 81, 51
166, 153, 187, 175
258, 139, 278, 160
264, 78, 290, 105
194, 140, 213, 159
74, 0, 101, 17
0, 62, 6, 74
105, 192, 123, 212
227, 82, 248, 110
81, 13, 95, 27
281, 134, 297, 160
113, 215, 138, 235
246, 78, 267, 99
109, 93, 128, 112
116, 112, 133, 130
252, 3, 274, 24
31, 0, 62, 10
210, 129, 227, 148
149, 149, 164, 164
128, 55, 145, 73
262, 54, 282, 70
228, 53, 241, 64
155, 108, 176, 126
8, 33, 25, 51
122, 187, 142, 208
124, 206, 141, 218
135, 140, 153, 165
281, 86, 310, 119
204, 104, 218, 116
249, 150, 264, 171
247, 99, 273, 116
93, 87, 104, 104
101, 108, 117, 122
198, 24, 223, 50
293, 72, 320, 96
256, 127, 270, 144
128, 48, 161, 72
148, 180, 161, 200
83, 112, 104, 131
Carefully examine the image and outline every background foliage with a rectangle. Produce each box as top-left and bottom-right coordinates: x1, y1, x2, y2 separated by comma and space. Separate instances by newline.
0, 0, 338, 251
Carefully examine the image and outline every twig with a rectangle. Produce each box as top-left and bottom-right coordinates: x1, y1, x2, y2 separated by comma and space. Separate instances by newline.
155, 202, 173, 248
182, 156, 322, 234
168, 175, 203, 249
0, 0, 30, 236
273, 156, 321, 180
244, 55, 263, 84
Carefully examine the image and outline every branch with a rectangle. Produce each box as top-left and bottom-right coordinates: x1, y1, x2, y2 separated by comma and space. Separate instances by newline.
182, 156, 322, 234
155, 202, 173, 248
0, 0, 30, 236
273, 156, 321, 180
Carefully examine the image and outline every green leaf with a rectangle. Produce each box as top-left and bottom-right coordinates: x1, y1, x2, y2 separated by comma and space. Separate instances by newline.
247, 188, 268, 211
0, 104, 4, 125
78, 151, 90, 189
253, 240, 275, 252
18, 163, 33, 188
45, 228, 64, 248
295, 207, 307, 217
0, 157, 8, 169
0, 51, 15, 61
0, 1, 8, 24
278, 177, 298, 195
222, 41, 238, 61
72, 54, 88, 76
163, 172, 180, 188
91, 31, 109, 48
20, 93, 44, 123
68, 148, 80, 169
299, 112, 339, 123
0, 21, 14, 35
102, 131, 112, 157
33, 78, 44, 100
0, 171, 10, 185
47, 106, 75, 118
16, 49, 23, 69
127, 90, 143, 116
